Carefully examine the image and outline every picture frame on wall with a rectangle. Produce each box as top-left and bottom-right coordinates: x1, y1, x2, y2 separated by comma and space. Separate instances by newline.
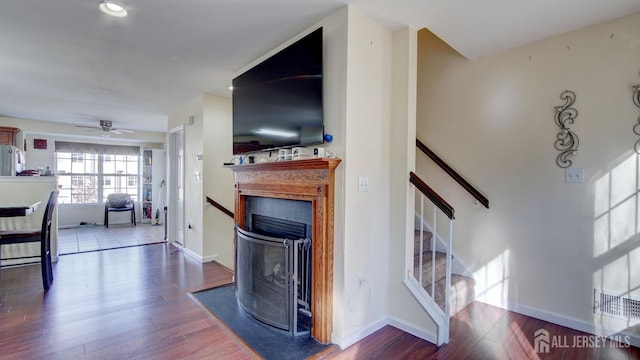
33, 139, 47, 150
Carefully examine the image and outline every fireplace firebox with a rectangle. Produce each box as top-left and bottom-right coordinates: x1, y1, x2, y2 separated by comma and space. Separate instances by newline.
236, 225, 312, 335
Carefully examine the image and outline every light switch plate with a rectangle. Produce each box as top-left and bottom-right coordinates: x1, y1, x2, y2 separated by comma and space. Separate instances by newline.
358, 176, 369, 192
565, 168, 584, 183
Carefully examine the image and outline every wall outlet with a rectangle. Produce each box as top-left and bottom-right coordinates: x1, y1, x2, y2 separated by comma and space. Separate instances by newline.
565, 168, 584, 183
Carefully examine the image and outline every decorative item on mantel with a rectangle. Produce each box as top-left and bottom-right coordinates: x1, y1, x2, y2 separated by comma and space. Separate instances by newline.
553, 90, 580, 168
632, 78, 640, 153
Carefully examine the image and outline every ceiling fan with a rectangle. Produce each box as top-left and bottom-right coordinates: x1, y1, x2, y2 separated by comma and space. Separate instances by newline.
76, 120, 135, 135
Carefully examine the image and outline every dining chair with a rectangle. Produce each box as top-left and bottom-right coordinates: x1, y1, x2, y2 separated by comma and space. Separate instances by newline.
0, 190, 58, 291
104, 193, 136, 228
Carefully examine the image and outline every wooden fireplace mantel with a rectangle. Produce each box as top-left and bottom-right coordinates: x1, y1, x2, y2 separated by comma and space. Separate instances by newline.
228, 158, 340, 344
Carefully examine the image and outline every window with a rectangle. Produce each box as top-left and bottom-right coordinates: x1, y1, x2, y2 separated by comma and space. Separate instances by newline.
71, 153, 84, 162
56, 152, 139, 204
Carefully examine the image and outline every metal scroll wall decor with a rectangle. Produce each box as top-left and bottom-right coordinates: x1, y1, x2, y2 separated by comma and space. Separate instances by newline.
633, 81, 640, 153
554, 90, 580, 168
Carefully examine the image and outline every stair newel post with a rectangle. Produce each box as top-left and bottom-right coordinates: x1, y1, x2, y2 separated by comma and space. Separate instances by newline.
419, 196, 424, 287
444, 218, 453, 342
431, 206, 437, 297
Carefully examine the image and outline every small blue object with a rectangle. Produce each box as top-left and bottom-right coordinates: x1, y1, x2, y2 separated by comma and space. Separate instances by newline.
324, 133, 333, 142
239, 157, 244, 165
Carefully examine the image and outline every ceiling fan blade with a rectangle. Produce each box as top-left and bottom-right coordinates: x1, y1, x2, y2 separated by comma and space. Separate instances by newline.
75, 121, 134, 135
112, 128, 135, 133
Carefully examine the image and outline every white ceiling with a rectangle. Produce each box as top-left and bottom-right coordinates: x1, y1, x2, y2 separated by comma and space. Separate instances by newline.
1, 0, 639, 134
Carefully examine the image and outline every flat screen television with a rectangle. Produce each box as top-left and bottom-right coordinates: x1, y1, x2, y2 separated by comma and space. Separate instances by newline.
232, 27, 323, 155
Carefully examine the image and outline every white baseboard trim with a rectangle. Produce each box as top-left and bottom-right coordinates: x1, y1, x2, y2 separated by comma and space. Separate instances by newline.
331, 316, 438, 350
202, 254, 219, 263
181, 247, 201, 262
332, 318, 388, 350
179, 245, 218, 263
502, 301, 640, 348
388, 316, 438, 345
59, 221, 134, 229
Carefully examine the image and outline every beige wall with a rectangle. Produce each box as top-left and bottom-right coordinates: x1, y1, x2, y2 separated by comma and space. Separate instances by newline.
417, 12, 640, 340
202, 94, 234, 268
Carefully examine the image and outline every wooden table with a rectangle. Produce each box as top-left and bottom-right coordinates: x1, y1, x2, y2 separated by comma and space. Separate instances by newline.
0, 201, 41, 217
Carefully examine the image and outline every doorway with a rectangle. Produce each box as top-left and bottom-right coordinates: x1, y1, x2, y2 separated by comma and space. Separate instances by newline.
168, 126, 185, 245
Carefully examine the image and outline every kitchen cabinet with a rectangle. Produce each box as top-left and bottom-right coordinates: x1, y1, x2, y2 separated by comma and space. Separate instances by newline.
0, 127, 19, 146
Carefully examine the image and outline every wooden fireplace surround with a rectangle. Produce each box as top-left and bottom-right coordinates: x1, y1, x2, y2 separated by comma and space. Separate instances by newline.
229, 158, 340, 344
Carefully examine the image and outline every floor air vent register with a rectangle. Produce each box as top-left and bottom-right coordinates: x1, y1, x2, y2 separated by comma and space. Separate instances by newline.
595, 289, 640, 320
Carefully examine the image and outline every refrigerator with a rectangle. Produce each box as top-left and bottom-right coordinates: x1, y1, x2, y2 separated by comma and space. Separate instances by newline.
0, 145, 25, 176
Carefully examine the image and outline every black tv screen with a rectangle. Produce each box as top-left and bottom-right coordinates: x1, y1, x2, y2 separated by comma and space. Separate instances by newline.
232, 27, 323, 155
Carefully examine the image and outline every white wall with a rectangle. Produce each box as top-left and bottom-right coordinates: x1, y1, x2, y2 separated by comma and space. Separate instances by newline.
168, 97, 204, 257
167, 94, 236, 266
186, 6, 435, 348
335, 6, 393, 343
169, 5, 435, 348
417, 12, 640, 340
387, 28, 440, 340
0, 116, 165, 144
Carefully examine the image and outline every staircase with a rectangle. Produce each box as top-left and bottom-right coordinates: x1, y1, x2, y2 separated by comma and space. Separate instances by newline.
413, 231, 475, 316
407, 141, 486, 345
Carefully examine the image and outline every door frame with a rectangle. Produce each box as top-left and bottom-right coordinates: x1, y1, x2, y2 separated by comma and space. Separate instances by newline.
167, 125, 185, 245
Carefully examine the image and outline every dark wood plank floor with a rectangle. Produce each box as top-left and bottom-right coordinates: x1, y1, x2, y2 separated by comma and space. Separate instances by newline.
1, 243, 639, 359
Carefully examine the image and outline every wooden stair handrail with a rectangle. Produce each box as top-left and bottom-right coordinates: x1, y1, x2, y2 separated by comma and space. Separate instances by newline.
416, 139, 489, 209
205, 196, 234, 219
410, 172, 455, 220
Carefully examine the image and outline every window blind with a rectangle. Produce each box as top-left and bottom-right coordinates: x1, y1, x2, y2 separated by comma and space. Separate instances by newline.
54, 141, 140, 156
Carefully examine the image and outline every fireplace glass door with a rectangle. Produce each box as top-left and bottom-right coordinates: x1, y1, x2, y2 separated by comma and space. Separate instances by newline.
236, 227, 291, 331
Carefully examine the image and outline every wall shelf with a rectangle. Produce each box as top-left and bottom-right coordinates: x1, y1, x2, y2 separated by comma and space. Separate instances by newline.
141, 149, 166, 224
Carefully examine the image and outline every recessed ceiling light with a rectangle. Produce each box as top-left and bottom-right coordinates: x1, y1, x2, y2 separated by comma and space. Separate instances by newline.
99, 1, 128, 17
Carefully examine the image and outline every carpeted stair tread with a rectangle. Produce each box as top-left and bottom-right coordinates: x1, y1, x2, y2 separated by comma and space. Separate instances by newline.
414, 251, 447, 288
429, 274, 475, 315
414, 230, 433, 256
412, 243, 476, 316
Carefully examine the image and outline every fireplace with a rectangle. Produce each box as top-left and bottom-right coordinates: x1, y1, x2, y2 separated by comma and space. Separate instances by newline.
236, 226, 312, 335
229, 158, 340, 344
236, 197, 313, 335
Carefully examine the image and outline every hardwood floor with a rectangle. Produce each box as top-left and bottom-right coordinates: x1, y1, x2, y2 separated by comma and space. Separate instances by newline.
1, 243, 639, 359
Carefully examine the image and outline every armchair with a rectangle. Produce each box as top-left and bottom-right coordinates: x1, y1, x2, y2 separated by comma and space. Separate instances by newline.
104, 193, 136, 228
